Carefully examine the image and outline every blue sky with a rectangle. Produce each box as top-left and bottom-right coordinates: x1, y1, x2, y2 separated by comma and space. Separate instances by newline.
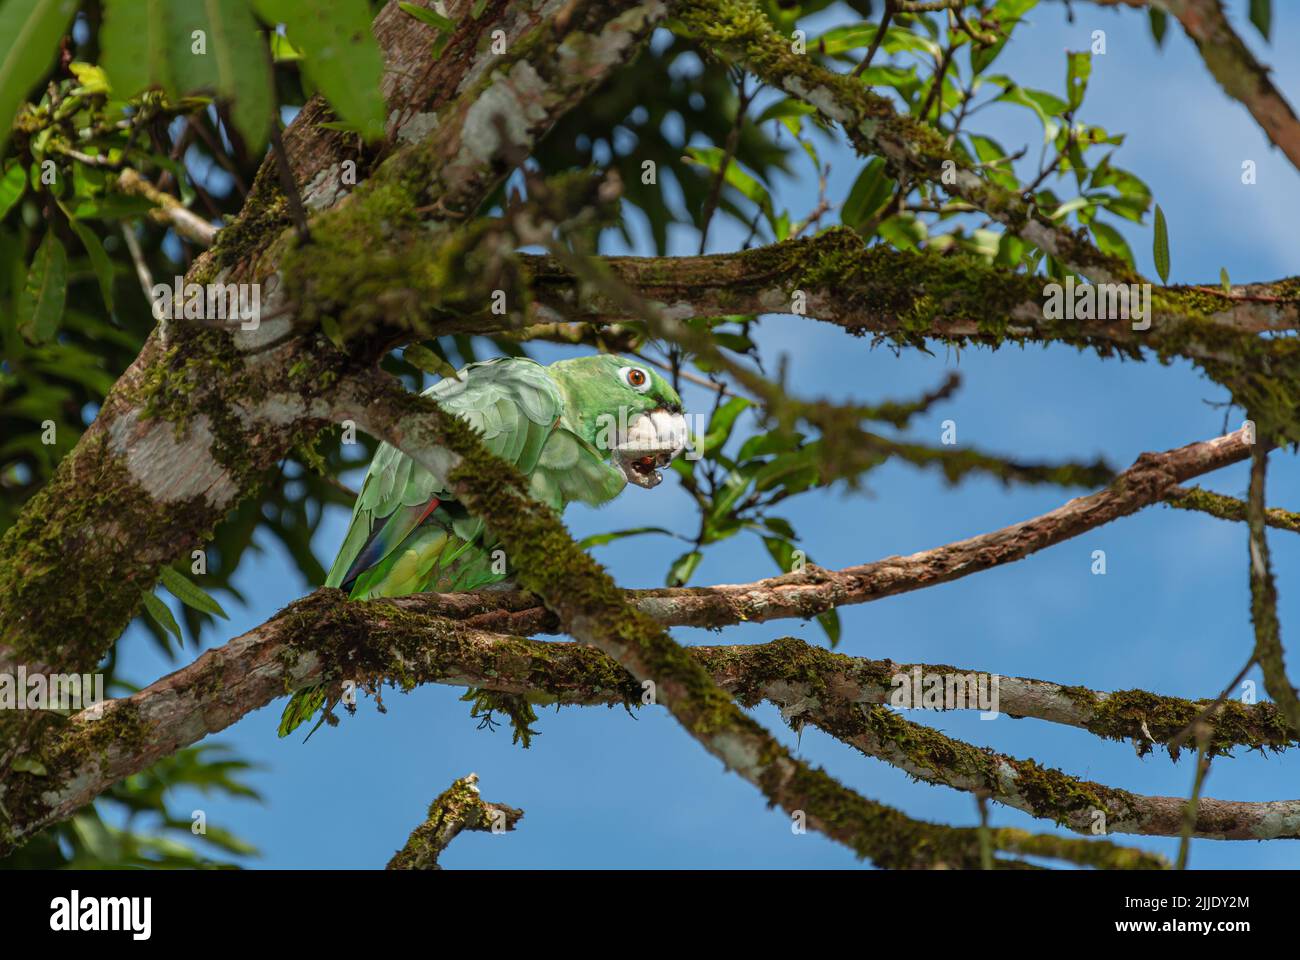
115, 1, 1300, 868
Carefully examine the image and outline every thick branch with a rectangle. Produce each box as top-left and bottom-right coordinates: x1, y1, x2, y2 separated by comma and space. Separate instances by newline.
521, 234, 1300, 356
4, 591, 1184, 866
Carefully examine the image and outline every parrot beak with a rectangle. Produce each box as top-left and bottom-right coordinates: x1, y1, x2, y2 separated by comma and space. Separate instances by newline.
613, 409, 688, 488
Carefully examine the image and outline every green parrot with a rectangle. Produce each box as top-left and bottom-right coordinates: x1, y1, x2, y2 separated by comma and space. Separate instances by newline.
324, 354, 688, 600
280, 354, 688, 736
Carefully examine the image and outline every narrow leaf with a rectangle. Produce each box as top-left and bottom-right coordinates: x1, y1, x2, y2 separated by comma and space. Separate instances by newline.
398, 2, 455, 32
17, 230, 67, 342
159, 566, 229, 619
1249, 0, 1271, 41
1148, 8, 1167, 47
1152, 203, 1170, 284
579, 526, 678, 549
165, 0, 273, 152
1065, 51, 1090, 112
816, 609, 842, 648
141, 590, 184, 645
666, 550, 703, 587
67, 218, 116, 313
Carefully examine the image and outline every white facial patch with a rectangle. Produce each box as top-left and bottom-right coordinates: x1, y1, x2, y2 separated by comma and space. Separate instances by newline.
612, 409, 688, 488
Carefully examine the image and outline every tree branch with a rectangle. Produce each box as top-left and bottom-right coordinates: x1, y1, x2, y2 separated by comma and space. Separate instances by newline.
675, 0, 1132, 282
4, 590, 1190, 866
387, 773, 522, 869
520, 233, 1300, 356
1094, 0, 1300, 173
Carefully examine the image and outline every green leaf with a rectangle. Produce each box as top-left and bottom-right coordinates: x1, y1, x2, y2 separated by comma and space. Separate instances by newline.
702, 396, 751, 455
253, 0, 387, 142
67, 218, 116, 313
268, 31, 301, 61
100, 0, 173, 98
666, 550, 703, 587
17, 230, 67, 343
990, 80, 1068, 138
1065, 51, 1090, 112
164, 0, 273, 152
0, 0, 79, 156
841, 157, 893, 233
685, 145, 778, 232
404, 342, 459, 379
1090, 220, 1133, 268
1249, 0, 1270, 41
141, 591, 183, 645
0, 162, 25, 220
1220, 267, 1231, 296
1152, 203, 1170, 284
815, 609, 841, 648
1148, 8, 1168, 48
398, 2, 455, 32
278, 685, 326, 737
761, 536, 797, 573
159, 566, 229, 619
579, 526, 678, 549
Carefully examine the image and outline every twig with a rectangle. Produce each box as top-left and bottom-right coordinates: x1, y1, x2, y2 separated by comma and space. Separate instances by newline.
851, 1, 894, 78
117, 168, 218, 246
632, 349, 730, 395
697, 75, 756, 255
386, 774, 522, 870
270, 120, 311, 243
1175, 724, 1212, 870
1246, 441, 1300, 733
119, 223, 155, 307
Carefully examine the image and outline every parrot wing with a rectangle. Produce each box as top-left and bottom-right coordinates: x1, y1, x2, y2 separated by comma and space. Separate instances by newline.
528, 427, 627, 510
324, 357, 563, 594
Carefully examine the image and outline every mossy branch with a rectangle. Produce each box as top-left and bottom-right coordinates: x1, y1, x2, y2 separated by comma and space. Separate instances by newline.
10, 585, 1295, 860
1165, 485, 1300, 534
1246, 444, 1300, 734
520, 234, 1300, 358
387, 774, 522, 870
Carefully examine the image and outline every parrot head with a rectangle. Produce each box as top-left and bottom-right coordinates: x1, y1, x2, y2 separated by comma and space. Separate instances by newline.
548, 354, 688, 488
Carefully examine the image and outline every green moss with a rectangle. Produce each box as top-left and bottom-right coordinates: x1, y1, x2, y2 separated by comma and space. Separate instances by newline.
0, 432, 221, 670
1079, 688, 1294, 759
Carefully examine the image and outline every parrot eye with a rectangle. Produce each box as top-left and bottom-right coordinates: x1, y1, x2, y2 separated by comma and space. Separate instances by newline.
619, 366, 651, 393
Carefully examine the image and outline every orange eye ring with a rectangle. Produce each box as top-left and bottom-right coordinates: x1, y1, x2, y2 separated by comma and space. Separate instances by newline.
627, 369, 647, 387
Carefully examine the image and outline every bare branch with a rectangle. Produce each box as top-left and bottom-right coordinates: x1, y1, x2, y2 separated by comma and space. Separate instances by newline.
116, 169, 218, 246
